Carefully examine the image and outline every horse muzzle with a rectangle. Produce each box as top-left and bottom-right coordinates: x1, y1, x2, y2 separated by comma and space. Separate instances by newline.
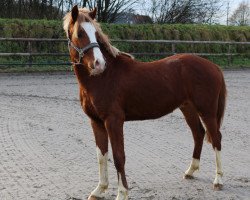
88, 59, 106, 76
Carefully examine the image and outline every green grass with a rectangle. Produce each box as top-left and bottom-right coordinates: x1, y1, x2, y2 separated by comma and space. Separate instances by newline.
0, 56, 71, 72
0, 65, 71, 73
138, 55, 250, 68
1, 55, 249, 73
206, 56, 250, 69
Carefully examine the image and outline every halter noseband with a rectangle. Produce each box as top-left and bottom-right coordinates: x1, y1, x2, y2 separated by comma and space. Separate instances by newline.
68, 38, 100, 64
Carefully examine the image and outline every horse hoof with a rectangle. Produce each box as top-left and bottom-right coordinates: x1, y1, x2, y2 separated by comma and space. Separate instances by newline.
213, 183, 223, 191
183, 174, 194, 179
88, 196, 97, 200
88, 195, 104, 200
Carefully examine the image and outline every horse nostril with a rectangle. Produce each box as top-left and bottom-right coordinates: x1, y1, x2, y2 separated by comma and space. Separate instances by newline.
95, 59, 100, 67
88, 62, 95, 69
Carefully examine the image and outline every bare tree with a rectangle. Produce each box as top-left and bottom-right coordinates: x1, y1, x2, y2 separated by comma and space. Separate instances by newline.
0, 0, 15, 18
144, 0, 223, 24
229, 1, 250, 26
77, 0, 139, 22
0, 0, 139, 21
0, 0, 63, 19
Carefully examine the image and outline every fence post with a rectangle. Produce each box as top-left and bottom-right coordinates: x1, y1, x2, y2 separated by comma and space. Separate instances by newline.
28, 41, 32, 67
227, 44, 231, 67
171, 43, 176, 55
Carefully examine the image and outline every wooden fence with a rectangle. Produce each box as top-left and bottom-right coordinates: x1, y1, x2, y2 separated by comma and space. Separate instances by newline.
0, 37, 250, 67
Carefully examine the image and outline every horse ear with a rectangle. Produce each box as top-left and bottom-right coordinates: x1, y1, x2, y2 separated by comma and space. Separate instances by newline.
71, 5, 79, 23
89, 7, 97, 19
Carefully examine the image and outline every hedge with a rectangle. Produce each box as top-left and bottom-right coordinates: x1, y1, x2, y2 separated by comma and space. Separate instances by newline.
0, 18, 249, 70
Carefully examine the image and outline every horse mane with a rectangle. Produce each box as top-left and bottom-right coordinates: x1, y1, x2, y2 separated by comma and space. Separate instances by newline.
63, 8, 134, 59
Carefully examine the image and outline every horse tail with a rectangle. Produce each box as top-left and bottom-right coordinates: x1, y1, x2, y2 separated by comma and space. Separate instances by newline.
205, 73, 227, 144
217, 75, 227, 129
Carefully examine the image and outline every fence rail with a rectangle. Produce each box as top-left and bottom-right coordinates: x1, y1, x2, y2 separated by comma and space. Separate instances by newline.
1, 37, 250, 44
0, 37, 250, 66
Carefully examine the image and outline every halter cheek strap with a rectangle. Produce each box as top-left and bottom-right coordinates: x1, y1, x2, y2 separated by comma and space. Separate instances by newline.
67, 38, 100, 64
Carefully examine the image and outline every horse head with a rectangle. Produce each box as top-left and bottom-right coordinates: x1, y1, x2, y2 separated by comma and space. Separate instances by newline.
64, 5, 106, 75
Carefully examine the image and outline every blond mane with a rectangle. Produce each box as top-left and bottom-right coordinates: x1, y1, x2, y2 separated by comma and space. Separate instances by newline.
63, 8, 134, 59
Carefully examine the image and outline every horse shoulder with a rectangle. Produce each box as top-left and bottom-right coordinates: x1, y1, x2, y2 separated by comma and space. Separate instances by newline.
79, 88, 101, 121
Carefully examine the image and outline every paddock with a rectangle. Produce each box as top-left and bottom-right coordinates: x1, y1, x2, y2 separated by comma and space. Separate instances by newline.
0, 70, 249, 200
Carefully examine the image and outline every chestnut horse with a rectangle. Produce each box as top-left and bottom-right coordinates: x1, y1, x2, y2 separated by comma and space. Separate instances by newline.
63, 6, 226, 200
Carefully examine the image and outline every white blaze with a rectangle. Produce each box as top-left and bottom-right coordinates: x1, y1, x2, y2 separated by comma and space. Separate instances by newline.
81, 22, 106, 74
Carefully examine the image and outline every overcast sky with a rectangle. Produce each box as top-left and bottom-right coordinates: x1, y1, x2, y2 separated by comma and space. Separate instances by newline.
230, 0, 248, 10
217, 0, 247, 24
228, 0, 249, 14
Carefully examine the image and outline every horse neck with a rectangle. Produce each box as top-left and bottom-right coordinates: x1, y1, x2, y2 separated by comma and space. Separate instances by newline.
73, 64, 90, 91
100, 42, 117, 66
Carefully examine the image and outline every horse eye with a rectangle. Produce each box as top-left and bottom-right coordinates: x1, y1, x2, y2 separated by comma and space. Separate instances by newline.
78, 32, 83, 38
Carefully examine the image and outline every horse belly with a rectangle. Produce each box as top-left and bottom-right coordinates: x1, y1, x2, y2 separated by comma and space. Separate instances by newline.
124, 95, 181, 121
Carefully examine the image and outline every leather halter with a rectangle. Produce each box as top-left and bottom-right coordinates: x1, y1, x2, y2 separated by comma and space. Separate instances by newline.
68, 38, 100, 64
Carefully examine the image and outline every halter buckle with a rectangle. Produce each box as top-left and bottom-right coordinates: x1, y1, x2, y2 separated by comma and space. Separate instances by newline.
78, 51, 84, 63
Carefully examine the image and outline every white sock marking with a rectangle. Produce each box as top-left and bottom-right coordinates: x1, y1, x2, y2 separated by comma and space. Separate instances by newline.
116, 173, 128, 200
90, 147, 108, 198
214, 148, 223, 185
185, 158, 200, 176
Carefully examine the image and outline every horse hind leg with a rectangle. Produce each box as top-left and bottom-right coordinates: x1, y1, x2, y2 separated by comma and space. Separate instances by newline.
201, 116, 223, 190
180, 103, 205, 179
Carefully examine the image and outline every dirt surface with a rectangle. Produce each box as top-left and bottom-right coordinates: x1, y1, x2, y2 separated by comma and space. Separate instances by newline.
0, 70, 249, 200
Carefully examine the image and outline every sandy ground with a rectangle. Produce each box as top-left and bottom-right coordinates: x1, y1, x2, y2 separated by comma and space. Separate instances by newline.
0, 70, 249, 200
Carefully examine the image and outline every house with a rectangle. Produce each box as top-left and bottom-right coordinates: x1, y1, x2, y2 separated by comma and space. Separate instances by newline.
114, 13, 153, 24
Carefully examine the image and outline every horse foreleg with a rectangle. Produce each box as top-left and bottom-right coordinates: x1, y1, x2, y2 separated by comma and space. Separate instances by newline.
88, 120, 109, 199
105, 116, 128, 200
